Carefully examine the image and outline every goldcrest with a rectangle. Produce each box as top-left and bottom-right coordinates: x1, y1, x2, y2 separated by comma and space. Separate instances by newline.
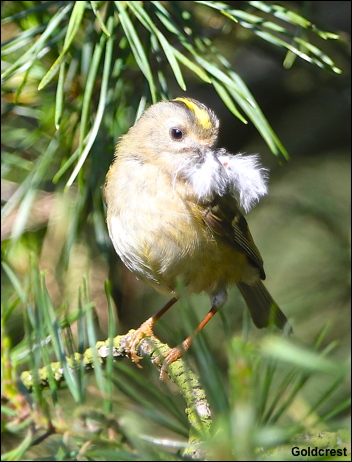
104, 97, 290, 365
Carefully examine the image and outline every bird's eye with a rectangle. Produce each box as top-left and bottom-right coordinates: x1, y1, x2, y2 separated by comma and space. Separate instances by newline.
170, 128, 184, 140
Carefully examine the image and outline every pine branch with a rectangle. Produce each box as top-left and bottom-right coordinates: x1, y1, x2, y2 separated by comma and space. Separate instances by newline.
18, 331, 211, 459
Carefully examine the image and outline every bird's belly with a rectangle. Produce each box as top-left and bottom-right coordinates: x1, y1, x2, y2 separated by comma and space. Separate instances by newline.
106, 162, 258, 296
108, 206, 257, 296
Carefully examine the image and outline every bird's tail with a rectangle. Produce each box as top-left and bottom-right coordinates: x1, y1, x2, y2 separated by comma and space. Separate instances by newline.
236, 280, 292, 333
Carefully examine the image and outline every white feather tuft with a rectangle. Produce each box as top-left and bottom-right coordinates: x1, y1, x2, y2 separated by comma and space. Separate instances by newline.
182, 150, 268, 212
183, 152, 228, 201
218, 152, 268, 212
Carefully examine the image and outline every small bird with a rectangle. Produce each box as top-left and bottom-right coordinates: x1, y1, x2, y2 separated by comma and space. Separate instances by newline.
104, 97, 290, 366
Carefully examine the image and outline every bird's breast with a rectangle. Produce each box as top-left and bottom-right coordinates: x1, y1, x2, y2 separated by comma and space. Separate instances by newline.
105, 157, 257, 295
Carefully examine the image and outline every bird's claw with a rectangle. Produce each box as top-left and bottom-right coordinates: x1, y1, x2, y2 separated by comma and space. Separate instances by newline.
124, 318, 156, 367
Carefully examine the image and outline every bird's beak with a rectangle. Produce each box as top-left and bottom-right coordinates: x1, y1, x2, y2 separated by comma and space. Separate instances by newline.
195, 146, 223, 167
212, 150, 223, 167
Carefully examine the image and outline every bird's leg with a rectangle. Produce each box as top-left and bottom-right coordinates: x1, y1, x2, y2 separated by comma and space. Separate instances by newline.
155, 306, 219, 367
125, 297, 178, 365
155, 288, 228, 367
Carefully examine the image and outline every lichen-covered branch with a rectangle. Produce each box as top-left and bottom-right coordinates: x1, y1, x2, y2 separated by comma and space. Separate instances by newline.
19, 331, 211, 459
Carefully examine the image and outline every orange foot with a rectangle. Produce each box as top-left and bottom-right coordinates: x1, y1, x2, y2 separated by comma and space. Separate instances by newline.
124, 318, 156, 367
153, 339, 193, 381
154, 337, 192, 367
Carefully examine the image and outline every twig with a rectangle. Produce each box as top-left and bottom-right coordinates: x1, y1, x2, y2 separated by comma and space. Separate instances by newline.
19, 331, 211, 459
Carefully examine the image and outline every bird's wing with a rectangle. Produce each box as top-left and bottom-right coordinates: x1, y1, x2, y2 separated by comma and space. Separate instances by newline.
200, 194, 266, 280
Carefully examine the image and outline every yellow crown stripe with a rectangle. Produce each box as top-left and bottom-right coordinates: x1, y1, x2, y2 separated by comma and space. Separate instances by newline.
173, 97, 212, 129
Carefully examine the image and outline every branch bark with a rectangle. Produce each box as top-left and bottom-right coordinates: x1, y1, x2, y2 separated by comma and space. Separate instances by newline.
19, 331, 211, 459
